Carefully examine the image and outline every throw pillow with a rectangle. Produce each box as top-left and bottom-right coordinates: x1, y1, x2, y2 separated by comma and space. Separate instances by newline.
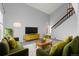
64, 36, 73, 43
8, 37, 17, 49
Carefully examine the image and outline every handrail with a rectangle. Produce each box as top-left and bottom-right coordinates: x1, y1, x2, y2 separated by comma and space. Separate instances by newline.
51, 7, 75, 30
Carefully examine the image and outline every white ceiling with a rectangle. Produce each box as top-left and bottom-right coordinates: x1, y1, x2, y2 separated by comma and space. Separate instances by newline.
27, 3, 64, 14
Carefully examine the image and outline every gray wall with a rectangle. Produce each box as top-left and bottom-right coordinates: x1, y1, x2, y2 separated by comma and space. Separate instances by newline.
50, 4, 68, 26
3, 3, 50, 42
3, 3, 78, 41
51, 14, 77, 40
0, 4, 4, 15
50, 4, 78, 40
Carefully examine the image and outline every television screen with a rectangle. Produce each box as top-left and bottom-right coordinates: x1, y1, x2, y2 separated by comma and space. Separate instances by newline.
25, 27, 38, 34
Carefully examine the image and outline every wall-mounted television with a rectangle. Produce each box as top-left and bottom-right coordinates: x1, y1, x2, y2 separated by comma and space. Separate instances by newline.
25, 27, 38, 34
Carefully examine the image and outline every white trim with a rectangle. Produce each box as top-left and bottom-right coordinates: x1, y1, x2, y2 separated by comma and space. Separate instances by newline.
0, 23, 3, 41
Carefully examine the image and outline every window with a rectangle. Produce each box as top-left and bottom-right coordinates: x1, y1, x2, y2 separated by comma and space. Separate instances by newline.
0, 23, 3, 41
0, 11, 3, 41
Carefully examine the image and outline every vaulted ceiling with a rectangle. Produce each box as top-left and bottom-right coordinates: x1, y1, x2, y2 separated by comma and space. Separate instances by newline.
27, 3, 64, 14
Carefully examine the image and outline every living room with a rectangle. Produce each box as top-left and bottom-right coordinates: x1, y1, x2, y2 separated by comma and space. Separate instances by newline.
0, 3, 79, 56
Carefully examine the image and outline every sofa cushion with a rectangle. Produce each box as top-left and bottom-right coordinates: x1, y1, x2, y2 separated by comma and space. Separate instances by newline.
8, 37, 17, 49
3, 36, 17, 49
49, 45, 58, 55
49, 41, 66, 56
64, 36, 73, 43
62, 42, 72, 56
2, 39, 10, 54
62, 36, 79, 56
36, 48, 49, 56
10, 41, 24, 53
0, 42, 9, 55
70, 36, 79, 54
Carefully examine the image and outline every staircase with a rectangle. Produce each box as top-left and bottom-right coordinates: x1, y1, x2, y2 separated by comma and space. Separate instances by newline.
51, 7, 75, 30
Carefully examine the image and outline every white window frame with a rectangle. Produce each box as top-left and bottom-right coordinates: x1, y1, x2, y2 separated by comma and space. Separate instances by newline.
0, 23, 3, 41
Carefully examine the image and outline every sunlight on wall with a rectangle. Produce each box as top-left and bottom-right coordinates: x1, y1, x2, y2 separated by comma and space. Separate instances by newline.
13, 22, 22, 28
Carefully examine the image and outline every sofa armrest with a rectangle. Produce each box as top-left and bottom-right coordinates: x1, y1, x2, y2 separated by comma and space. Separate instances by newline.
36, 48, 49, 56
6, 48, 28, 56
62, 43, 71, 56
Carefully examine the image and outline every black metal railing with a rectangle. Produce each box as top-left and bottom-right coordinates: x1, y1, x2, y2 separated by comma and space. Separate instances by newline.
51, 7, 75, 30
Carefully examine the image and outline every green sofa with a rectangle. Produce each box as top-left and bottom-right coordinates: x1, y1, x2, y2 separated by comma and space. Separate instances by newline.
36, 36, 73, 56
62, 36, 79, 56
0, 38, 28, 56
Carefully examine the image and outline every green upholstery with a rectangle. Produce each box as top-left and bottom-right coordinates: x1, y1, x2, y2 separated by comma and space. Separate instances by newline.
8, 37, 17, 49
49, 41, 66, 56
0, 36, 10, 56
37, 44, 51, 56
64, 36, 73, 43
0, 42, 9, 56
2, 39, 10, 54
49, 36, 73, 56
0, 37, 28, 56
62, 42, 71, 56
0, 28, 28, 56
8, 40, 28, 56
10, 41, 24, 53
8, 41, 28, 56
36, 36, 73, 56
62, 36, 79, 56
36, 48, 49, 56
7, 48, 28, 56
